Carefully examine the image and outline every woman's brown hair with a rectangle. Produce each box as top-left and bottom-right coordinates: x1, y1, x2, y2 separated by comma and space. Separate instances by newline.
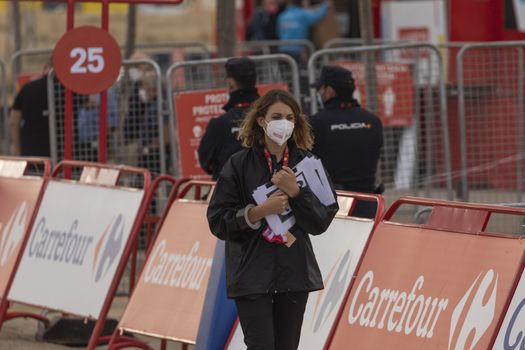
238, 89, 314, 150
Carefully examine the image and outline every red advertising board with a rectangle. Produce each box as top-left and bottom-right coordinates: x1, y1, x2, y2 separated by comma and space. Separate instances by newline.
327, 220, 524, 349
174, 83, 288, 179
0, 177, 44, 297
117, 200, 216, 343
335, 61, 414, 127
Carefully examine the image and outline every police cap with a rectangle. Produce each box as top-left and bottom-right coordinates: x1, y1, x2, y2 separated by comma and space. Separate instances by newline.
225, 57, 256, 81
310, 65, 354, 89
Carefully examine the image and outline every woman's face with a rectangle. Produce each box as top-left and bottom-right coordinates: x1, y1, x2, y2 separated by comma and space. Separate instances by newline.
257, 101, 295, 128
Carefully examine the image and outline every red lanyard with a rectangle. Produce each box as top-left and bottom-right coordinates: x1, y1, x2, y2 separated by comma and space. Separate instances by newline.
263, 146, 289, 174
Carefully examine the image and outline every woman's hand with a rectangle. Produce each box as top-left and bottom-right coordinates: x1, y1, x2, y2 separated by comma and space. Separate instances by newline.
271, 166, 300, 198
262, 191, 289, 216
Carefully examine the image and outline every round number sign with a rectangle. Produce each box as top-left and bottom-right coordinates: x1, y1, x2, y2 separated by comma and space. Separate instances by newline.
53, 26, 121, 95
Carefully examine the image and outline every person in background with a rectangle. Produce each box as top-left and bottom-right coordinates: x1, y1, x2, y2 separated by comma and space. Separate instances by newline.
276, 0, 329, 60
198, 57, 260, 180
310, 65, 384, 218
246, 0, 285, 41
8, 64, 52, 157
207, 89, 338, 350
76, 89, 119, 162
124, 68, 164, 175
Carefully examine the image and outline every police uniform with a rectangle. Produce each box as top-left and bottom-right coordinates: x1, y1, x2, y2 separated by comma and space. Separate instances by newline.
310, 66, 383, 218
198, 58, 260, 180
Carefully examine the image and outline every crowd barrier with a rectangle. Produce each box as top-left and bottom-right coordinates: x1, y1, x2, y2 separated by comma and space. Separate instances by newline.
323, 38, 400, 49
47, 59, 167, 178
456, 42, 525, 204
308, 43, 453, 208
109, 180, 215, 350
165, 54, 300, 179
0, 160, 151, 350
326, 196, 525, 349
0, 157, 50, 327
225, 192, 384, 350
10, 42, 210, 94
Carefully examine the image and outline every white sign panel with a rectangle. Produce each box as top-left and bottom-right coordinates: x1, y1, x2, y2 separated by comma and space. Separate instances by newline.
512, 0, 525, 31
381, 0, 446, 85
9, 180, 144, 318
493, 268, 525, 349
227, 217, 375, 349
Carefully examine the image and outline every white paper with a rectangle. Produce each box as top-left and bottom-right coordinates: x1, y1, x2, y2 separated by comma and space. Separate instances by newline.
252, 156, 336, 235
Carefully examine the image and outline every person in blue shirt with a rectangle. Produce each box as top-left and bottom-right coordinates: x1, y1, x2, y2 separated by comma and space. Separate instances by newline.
77, 88, 119, 162
276, 0, 329, 58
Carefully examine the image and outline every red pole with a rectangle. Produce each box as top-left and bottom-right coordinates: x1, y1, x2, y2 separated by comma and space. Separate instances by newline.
99, 0, 110, 163
64, 0, 75, 166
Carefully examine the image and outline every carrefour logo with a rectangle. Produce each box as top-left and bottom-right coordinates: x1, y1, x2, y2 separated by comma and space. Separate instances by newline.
312, 250, 352, 332
92, 214, 125, 283
449, 269, 498, 350
503, 296, 525, 349
348, 271, 449, 338
27, 213, 126, 284
0, 202, 27, 267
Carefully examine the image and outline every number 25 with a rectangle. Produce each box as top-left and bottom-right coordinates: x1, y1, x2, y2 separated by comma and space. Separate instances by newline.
70, 47, 104, 74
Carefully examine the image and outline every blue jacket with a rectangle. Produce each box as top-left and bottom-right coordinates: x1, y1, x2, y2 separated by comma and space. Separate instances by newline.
277, 3, 328, 54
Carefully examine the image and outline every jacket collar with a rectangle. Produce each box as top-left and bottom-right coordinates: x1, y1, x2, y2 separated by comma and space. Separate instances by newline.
222, 87, 260, 112
323, 97, 360, 110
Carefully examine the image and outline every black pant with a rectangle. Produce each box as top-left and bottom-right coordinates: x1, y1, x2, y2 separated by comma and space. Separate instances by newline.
235, 292, 309, 350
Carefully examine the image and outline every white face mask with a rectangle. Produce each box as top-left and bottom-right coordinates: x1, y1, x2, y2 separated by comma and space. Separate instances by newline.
316, 92, 324, 108
264, 119, 294, 146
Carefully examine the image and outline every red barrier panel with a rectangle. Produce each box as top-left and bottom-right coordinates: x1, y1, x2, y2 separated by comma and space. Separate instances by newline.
0, 157, 50, 328
326, 197, 525, 350
0, 161, 151, 350
109, 180, 216, 350
226, 191, 384, 350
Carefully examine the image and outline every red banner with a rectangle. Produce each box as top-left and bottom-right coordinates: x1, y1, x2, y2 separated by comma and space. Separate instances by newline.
328, 222, 524, 349
174, 83, 288, 179
335, 61, 414, 127
118, 201, 216, 343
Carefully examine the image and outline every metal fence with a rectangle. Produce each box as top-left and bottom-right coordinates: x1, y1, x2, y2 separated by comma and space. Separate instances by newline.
237, 40, 315, 112
47, 59, 167, 179
308, 44, 453, 207
456, 42, 525, 204
323, 38, 402, 49
238, 39, 315, 57
0, 60, 7, 155
11, 42, 210, 95
166, 54, 300, 178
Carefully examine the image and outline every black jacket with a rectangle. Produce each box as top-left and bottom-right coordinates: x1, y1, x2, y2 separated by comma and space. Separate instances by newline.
310, 98, 383, 192
207, 142, 338, 298
198, 87, 260, 180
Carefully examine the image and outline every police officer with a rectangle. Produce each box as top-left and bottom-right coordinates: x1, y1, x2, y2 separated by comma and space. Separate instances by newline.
198, 57, 260, 180
310, 65, 383, 218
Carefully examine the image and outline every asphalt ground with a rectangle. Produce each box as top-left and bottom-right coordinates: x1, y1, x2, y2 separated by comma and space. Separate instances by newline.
0, 298, 193, 350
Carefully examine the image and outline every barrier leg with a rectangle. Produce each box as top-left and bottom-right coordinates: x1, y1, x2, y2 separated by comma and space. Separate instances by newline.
161, 339, 167, 350
130, 239, 138, 294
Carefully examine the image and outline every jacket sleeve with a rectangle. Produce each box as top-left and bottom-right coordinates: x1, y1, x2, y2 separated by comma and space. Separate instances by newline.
289, 164, 338, 235
207, 159, 258, 240
198, 118, 220, 175
303, 2, 329, 26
